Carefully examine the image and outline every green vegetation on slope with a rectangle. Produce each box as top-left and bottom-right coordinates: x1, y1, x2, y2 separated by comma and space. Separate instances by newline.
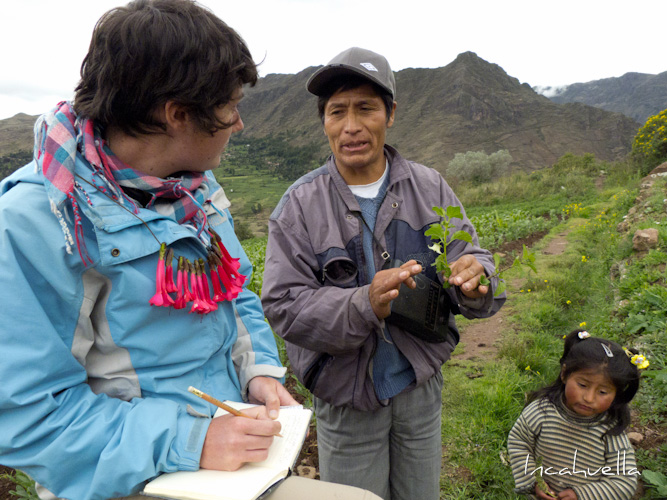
212, 135, 326, 238
434, 165, 666, 499
242, 154, 666, 499
3, 143, 666, 498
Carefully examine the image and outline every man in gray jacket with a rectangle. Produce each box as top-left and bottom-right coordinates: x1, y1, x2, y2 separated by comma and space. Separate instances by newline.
261, 47, 505, 500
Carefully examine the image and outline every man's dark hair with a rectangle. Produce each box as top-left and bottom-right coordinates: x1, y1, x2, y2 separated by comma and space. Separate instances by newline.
316, 75, 394, 123
73, 0, 257, 136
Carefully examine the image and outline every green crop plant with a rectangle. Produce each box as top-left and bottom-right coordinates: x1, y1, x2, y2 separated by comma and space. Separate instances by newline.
426, 206, 537, 296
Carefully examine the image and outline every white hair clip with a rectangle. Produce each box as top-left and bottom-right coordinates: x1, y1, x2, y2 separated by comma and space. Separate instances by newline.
578, 331, 590, 339
601, 343, 614, 357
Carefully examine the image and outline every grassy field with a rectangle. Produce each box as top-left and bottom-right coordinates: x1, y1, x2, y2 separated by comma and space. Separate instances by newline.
212, 165, 293, 238
2, 155, 665, 499
241, 154, 667, 499
432, 161, 666, 499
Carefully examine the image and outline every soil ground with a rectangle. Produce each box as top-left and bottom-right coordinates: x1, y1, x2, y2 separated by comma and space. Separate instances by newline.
3, 180, 666, 495
450, 229, 552, 363
444, 214, 667, 498
0, 465, 15, 499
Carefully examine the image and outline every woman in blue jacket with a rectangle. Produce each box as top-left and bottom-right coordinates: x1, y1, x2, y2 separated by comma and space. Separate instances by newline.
0, 2, 379, 500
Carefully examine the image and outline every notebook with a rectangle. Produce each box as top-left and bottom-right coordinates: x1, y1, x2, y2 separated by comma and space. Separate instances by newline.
142, 402, 312, 500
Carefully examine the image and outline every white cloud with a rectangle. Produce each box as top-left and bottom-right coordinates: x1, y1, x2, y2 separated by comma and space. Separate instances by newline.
533, 85, 569, 98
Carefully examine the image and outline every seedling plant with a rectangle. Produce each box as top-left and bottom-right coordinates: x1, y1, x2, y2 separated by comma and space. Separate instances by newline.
425, 205, 537, 296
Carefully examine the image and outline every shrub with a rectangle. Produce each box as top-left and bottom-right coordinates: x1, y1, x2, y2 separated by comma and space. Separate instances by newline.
632, 109, 667, 172
233, 219, 255, 241
552, 152, 598, 175
447, 150, 512, 185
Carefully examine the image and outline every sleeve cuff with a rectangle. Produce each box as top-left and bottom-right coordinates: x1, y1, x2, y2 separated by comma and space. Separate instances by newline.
239, 364, 288, 401
171, 409, 212, 471
514, 481, 536, 495
454, 285, 494, 313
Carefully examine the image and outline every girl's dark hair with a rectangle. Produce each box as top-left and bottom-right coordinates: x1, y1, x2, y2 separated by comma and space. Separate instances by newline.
73, 0, 257, 136
316, 75, 394, 124
527, 329, 640, 436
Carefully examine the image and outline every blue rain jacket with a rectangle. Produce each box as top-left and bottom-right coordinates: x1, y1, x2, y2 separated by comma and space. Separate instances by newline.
0, 161, 285, 500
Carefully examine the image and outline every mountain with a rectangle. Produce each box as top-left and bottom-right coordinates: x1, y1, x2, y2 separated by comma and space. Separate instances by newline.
0, 52, 642, 177
237, 51, 639, 174
535, 71, 667, 124
0, 112, 37, 155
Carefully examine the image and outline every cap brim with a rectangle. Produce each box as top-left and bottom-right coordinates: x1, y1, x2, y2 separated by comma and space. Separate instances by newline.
307, 64, 393, 97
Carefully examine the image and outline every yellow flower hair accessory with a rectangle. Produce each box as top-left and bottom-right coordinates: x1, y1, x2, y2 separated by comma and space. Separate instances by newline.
631, 354, 650, 370
623, 347, 649, 369
578, 331, 590, 339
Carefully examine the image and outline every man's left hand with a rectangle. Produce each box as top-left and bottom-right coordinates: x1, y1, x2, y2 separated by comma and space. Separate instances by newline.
447, 255, 489, 298
247, 376, 299, 419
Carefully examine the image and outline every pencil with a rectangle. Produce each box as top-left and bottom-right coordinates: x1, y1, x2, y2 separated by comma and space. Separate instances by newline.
187, 386, 282, 437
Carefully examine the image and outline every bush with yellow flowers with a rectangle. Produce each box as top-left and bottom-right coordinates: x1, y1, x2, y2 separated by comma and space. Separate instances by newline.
632, 109, 667, 172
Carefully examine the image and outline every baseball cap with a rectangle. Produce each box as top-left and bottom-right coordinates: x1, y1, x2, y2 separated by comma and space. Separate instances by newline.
306, 47, 396, 98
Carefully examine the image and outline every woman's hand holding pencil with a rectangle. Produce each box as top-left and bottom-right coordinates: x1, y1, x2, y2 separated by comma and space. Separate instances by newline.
187, 386, 282, 437
189, 386, 283, 471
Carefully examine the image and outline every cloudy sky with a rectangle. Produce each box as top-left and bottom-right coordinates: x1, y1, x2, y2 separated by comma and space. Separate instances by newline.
1, 0, 665, 120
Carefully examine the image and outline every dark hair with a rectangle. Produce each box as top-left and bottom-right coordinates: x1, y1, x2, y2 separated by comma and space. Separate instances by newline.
527, 329, 640, 436
73, 0, 257, 136
316, 74, 394, 123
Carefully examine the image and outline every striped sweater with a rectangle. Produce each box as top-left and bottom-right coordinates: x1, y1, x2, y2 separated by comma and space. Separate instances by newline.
508, 398, 638, 499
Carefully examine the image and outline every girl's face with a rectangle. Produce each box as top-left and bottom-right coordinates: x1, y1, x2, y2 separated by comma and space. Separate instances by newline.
562, 367, 617, 417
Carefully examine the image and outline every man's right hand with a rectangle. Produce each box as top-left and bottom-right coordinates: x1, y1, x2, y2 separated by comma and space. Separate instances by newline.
199, 406, 282, 471
369, 260, 422, 319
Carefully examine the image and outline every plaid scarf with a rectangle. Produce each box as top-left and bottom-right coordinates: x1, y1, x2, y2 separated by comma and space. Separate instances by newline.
34, 102, 211, 264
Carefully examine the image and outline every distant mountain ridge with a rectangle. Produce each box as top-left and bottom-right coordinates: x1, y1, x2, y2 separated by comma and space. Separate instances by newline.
0, 52, 654, 178
238, 51, 639, 174
0, 113, 37, 156
535, 71, 667, 124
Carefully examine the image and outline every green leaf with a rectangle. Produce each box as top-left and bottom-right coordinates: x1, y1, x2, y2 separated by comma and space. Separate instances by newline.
493, 253, 501, 270
435, 260, 449, 273
643, 469, 667, 488
424, 224, 445, 241
494, 280, 507, 297
521, 245, 538, 273
432, 206, 447, 218
479, 275, 490, 286
450, 230, 473, 245
446, 205, 463, 220
522, 244, 536, 263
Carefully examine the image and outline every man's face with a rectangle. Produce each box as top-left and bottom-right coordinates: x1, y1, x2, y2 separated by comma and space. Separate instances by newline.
323, 83, 395, 184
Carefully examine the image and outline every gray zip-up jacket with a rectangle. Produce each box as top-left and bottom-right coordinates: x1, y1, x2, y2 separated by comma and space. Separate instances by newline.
262, 146, 505, 410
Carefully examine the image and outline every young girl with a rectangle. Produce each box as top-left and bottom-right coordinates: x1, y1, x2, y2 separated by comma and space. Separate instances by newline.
508, 329, 646, 500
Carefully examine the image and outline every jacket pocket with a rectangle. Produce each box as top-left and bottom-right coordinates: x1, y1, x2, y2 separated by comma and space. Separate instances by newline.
303, 353, 332, 392
318, 257, 358, 288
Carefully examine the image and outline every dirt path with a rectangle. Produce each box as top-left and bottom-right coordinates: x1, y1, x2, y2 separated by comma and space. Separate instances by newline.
453, 230, 570, 361
451, 222, 666, 499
